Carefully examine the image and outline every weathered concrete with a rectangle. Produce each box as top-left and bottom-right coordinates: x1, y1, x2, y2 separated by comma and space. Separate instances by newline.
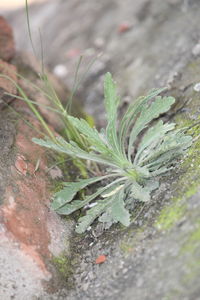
0, 16, 75, 299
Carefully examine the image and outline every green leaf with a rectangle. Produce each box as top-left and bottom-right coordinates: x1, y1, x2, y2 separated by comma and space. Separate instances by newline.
118, 88, 167, 155
111, 188, 130, 226
76, 184, 129, 233
68, 115, 110, 154
143, 179, 159, 192
52, 175, 110, 210
54, 177, 126, 215
134, 120, 175, 165
104, 73, 120, 123
150, 166, 173, 176
129, 180, 151, 202
128, 95, 175, 160
104, 72, 121, 153
76, 197, 113, 233
76, 185, 130, 233
98, 209, 114, 225
32, 72, 193, 233
32, 137, 74, 156
141, 130, 192, 169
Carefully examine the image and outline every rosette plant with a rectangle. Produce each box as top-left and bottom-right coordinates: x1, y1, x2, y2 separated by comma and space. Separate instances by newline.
33, 73, 192, 233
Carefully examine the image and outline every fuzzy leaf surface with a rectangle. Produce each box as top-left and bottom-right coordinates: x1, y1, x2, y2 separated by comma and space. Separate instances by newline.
111, 187, 130, 226
128, 96, 175, 160
142, 130, 192, 169
76, 197, 114, 233
119, 88, 166, 155
68, 116, 109, 154
129, 180, 151, 202
135, 120, 175, 164
52, 175, 110, 210
32, 73, 193, 233
54, 177, 126, 215
104, 73, 121, 153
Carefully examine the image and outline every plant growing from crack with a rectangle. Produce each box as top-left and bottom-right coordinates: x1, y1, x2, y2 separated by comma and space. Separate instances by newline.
33, 73, 192, 233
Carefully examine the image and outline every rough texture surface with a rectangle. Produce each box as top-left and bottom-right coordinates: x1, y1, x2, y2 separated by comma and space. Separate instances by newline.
0, 103, 74, 300
2, 0, 200, 299
0, 16, 75, 299
0, 16, 15, 61
0, 59, 17, 107
6, 0, 200, 125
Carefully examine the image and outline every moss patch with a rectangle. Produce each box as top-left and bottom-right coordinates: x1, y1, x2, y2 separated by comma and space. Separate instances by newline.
179, 220, 200, 284
181, 221, 200, 255
119, 228, 145, 255
52, 253, 73, 280
155, 112, 200, 231
155, 200, 186, 230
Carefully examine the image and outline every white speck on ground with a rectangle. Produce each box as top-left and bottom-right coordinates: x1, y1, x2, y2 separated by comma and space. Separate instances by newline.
192, 43, 200, 56
53, 64, 68, 78
193, 82, 200, 92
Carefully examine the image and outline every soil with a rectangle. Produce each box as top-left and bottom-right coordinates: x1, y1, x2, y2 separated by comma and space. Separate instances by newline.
0, 110, 16, 204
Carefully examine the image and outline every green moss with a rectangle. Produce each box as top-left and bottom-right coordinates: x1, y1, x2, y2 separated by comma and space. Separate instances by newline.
51, 181, 64, 193
52, 253, 72, 279
72, 159, 88, 178
178, 221, 200, 284
84, 113, 95, 127
119, 228, 145, 255
181, 221, 200, 255
155, 168, 199, 231
185, 184, 198, 198
162, 291, 180, 300
155, 200, 186, 230
155, 105, 200, 231
183, 259, 200, 284
120, 241, 134, 254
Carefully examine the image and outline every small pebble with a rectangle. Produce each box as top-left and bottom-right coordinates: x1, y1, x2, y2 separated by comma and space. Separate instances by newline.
118, 22, 131, 33
95, 255, 106, 264
53, 64, 68, 78
49, 166, 63, 179
82, 281, 89, 291
15, 155, 27, 176
84, 48, 96, 56
193, 83, 200, 92
192, 43, 200, 56
66, 48, 81, 58
94, 37, 105, 48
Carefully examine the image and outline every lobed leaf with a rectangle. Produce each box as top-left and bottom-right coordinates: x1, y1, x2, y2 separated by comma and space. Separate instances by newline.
128, 95, 175, 160
76, 185, 130, 233
68, 115, 110, 154
141, 130, 192, 169
129, 180, 151, 202
118, 88, 167, 155
32, 73, 193, 233
111, 187, 130, 226
134, 120, 175, 165
54, 177, 126, 215
76, 197, 114, 233
32, 137, 74, 156
52, 175, 111, 210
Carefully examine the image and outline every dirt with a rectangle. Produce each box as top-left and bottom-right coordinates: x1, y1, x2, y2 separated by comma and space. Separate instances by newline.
0, 16, 15, 61
0, 110, 16, 204
1, 0, 200, 299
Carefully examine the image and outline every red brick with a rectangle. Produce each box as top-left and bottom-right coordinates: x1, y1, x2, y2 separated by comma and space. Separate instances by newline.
0, 16, 15, 61
0, 59, 17, 107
